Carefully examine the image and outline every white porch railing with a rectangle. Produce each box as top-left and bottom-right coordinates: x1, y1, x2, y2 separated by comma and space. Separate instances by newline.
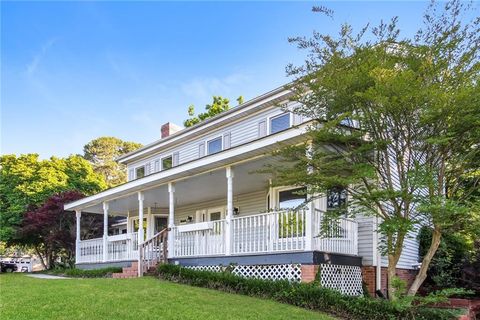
107, 232, 139, 261
172, 220, 226, 257
171, 209, 357, 258
77, 237, 104, 263
313, 209, 358, 256
76, 210, 358, 264
77, 232, 138, 264
232, 210, 306, 254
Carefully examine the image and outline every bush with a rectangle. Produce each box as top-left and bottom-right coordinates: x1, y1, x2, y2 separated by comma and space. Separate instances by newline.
46, 267, 122, 278
157, 264, 458, 320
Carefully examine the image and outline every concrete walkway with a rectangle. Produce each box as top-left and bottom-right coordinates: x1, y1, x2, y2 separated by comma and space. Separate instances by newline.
27, 274, 71, 279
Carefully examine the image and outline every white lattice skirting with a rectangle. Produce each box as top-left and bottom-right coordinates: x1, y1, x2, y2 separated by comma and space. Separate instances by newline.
186, 264, 302, 282
232, 264, 302, 282
319, 264, 363, 296
186, 263, 363, 296
185, 265, 223, 273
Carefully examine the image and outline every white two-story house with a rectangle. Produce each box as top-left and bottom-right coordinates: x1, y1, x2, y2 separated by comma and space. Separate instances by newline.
64, 85, 420, 296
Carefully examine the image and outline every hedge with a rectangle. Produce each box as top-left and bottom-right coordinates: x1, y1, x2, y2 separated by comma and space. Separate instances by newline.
157, 264, 458, 320
46, 267, 122, 278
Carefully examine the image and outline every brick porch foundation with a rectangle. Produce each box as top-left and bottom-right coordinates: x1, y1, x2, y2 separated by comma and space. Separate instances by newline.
361, 266, 417, 297
300, 265, 319, 283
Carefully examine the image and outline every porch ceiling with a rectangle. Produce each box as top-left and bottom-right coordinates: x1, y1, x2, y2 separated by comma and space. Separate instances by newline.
81, 156, 284, 216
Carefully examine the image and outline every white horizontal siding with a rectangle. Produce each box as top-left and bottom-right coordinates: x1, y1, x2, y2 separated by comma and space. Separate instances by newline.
126, 102, 301, 181
174, 190, 267, 224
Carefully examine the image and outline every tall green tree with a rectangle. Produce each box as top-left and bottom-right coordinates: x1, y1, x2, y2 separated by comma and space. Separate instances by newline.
0, 154, 107, 243
184, 95, 244, 127
82, 137, 142, 187
270, 1, 479, 299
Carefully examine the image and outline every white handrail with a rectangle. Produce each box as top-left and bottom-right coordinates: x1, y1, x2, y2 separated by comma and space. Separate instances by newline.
139, 229, 168, 276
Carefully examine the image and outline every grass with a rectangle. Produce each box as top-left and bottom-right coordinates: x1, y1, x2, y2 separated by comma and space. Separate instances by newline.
0, 274, 335, 320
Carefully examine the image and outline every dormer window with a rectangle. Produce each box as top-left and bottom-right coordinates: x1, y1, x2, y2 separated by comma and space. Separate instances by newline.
270, 113, 290, 134
135, 166, 145, 179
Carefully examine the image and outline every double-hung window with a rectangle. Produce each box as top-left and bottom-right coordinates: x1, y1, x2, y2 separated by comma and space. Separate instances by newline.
135, 166, 145, 179
270, 113, 291, 134
162, 155, 173, 170
207, 137, 222, 155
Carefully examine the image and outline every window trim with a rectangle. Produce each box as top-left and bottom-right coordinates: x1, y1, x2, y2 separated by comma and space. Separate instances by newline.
161, 154, 173, 171
206, 135, 223, 155
268, 112, 292, 135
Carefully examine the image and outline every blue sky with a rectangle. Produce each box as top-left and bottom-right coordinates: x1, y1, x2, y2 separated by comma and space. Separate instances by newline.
1, 1, 436, 158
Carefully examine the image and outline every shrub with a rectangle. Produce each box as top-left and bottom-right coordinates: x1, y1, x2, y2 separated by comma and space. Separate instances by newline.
46, 267, 122, 278
157, 264, 458, 320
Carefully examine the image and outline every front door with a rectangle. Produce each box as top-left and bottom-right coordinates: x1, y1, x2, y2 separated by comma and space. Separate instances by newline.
154, 216, 168, 234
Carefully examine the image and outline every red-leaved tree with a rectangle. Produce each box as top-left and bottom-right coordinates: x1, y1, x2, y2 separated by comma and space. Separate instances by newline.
19, 191, 105, 269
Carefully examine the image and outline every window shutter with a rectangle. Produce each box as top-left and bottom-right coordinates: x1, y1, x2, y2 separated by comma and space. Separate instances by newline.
172, 152, 179, 167
198, 142, 205, 158
154, 160, 160, 173
223, 132, 231, 149
128, 169, 134, 181
145, 163, 151, 175
293, 113, 303, 126
258, 120, 267, 137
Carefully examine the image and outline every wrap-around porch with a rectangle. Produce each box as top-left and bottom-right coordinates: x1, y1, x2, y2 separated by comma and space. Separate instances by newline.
73, 157, 358, 271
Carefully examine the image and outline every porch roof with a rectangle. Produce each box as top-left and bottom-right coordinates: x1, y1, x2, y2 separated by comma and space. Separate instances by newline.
64, 125, 307, 214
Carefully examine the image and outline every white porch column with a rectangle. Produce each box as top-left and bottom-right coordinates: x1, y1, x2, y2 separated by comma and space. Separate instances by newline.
146, 207, 152, 239
103, 202, 109, 262
304, 202, 313, 251
138, 192, 144, 244
75, 210, 81, 263
304, 141, 314, 251
168, 182, 175, 258
225, 166, 234, 256
126, 211, 132, 233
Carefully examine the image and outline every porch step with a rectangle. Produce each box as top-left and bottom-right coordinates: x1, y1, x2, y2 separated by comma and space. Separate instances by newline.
112, 262, 139, 279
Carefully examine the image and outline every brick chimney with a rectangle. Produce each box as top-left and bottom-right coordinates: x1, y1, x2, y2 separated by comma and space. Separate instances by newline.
161, 122, 182, 139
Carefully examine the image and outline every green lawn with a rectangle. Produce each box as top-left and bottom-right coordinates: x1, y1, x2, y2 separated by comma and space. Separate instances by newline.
0, 274, 335, 320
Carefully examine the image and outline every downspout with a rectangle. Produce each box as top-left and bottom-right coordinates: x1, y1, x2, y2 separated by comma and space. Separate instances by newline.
375, 216, 382, 295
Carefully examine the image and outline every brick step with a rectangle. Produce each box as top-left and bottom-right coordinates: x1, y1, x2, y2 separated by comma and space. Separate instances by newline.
112, 273, 137, 279
111, 262, 140, 279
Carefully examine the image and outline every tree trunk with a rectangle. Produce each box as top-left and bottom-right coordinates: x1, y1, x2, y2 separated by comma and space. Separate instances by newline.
407, 227, 441, 296
387, 251, 401, 299
34, 246, 47, 270
386, 231, 406, 300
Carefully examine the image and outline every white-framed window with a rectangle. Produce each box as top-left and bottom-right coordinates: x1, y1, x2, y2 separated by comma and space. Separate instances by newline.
196, 207, 225, 222
269, 113, 291, 134
161, 155, 173, 170
207, 136, 222, 155
274, 186, 307, 210
135, 166, 145, 179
